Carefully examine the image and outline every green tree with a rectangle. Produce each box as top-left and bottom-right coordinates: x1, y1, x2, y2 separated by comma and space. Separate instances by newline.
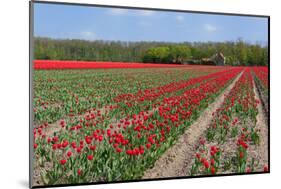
168, 45, 191, 63
236, 39, 248, 66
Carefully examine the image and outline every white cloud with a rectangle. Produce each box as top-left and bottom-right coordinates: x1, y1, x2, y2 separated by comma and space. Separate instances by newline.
107, 8, 128, 15
80, 31, 96, 39
204, 24, 217, 32
137, 10, 155, 16
107, 8, 155, 17
176, 15, 184, 22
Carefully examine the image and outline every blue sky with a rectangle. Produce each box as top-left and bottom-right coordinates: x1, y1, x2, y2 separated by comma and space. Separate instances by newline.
34, 3, 268, 44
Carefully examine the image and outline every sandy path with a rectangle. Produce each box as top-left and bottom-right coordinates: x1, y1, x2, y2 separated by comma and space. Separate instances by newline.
142, 71, 244, 179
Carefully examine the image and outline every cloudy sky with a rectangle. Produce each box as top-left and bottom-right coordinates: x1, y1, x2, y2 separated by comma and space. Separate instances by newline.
34, 3, 268, 44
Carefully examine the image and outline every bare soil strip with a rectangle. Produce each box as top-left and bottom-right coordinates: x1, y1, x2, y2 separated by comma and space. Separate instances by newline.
254, 78, 268, 122
252, 79, 268, 170
142, 71, 244, 179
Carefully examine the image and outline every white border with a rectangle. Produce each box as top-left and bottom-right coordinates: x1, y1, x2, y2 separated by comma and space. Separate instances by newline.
1, 0, 280, 189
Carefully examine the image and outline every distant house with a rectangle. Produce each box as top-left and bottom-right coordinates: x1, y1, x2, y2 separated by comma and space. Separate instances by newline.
201, 52, 225, 66
201, 58, 216, 65
182, 52, 225, 66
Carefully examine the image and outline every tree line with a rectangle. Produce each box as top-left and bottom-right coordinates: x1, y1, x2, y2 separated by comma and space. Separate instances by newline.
34, 37, 268, 66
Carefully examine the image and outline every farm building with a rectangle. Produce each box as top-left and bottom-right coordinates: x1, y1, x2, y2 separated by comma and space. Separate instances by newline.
182, 52, 226, 66
201, 52, 225, 66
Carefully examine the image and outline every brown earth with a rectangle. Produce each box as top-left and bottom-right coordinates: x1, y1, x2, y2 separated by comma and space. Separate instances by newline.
254, 79, 268, 123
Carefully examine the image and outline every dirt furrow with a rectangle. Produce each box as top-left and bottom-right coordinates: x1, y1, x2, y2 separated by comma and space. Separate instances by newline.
254, 78, 268, 122
142, 70, 244, 179
252, 78, 268, 171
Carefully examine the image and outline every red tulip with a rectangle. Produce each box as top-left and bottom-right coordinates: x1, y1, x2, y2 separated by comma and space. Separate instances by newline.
76, 147, 81, 153
60, 120, 65, 128
211, 167, 216, 174
87, 155, 93, 161
53, 136, 58, 142
146, 143, 151, 149
90, 145, 96, 151
60, 159, 67, 165
67, 151, 72, 157
200, 158, 206, 164
98, 135, 103, 142
77, 169, 82, 175
85, 137, 92, 144
62, 140, 69, 148
211, 158, 215, 166
211, 146, 217, 153
126, 150, 133, 155
47, 137, 51, 143
116, 148, 122, 153
204, 160, 210, 169
239, 151, 244, 158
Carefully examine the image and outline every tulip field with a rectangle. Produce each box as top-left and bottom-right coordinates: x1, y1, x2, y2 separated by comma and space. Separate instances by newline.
32, 61, 269, 186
